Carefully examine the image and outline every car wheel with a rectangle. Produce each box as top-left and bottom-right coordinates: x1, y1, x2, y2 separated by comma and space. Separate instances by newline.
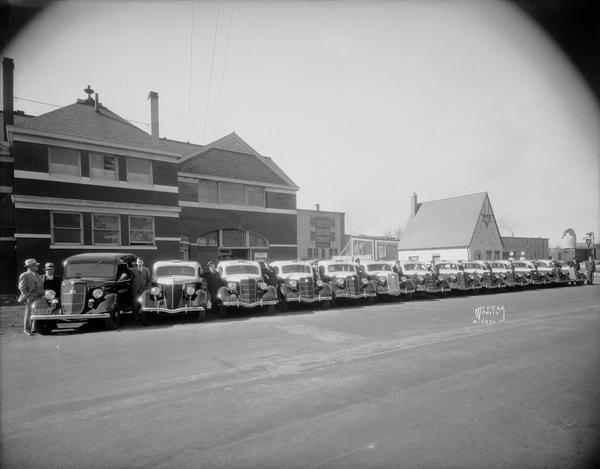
219, 304, 228, 318
104, 309, 120, 330
141, 310, 152, 327
264, 304, 275, 315
319, 300, 330, 310
365, 296, 375, 305
279, 299, 289, 312
193, 309, 206, 322
35, 320, 55, 335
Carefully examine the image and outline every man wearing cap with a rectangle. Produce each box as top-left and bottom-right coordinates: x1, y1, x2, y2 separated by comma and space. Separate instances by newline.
18, 258, 44, 335
130, 257, 152, 320
42, 262, 62, 297
201, 261, 223, 315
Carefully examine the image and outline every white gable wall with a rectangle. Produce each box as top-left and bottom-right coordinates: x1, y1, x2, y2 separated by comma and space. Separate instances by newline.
468, 195, 503, 260
398, 247, 470, 262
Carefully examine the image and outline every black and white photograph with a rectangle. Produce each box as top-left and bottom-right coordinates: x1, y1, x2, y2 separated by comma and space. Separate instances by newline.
1, 0, 599, 467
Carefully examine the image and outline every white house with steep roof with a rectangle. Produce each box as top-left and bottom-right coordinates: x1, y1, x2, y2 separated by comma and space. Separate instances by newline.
398, 192, 504, 262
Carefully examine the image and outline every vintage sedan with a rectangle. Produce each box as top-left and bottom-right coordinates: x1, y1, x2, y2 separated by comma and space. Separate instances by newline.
270, 260, 332, 311
489, 260, 518, 287
534, 259, 565, 285
31, 252, 136, 334
462, 261, 505, 289
556, 260, 586, 285
217, 260, 278, 315
512, 260, 545, 286
436, 261, 482, 292
318, 260, 377, 304
138, 260, 209, 326
397, 261, 446, 294
363, 261, 415, 297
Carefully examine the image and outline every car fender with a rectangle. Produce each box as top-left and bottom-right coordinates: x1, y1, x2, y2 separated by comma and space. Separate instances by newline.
193, 290, 207, 306
262, 285, 278, 301
95, 293, 118, 313
317, 282, 332, 297
217, 286, 233, 299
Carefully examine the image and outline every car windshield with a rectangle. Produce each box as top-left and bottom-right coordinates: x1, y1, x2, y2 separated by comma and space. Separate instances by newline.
366, 264, 391, 272
464, 263, 481, 269
64, 261, 116, 279
536, 261, 551, 267
224, 265, 260, 275
491, 263, 504, 269
155, 265, 196, 277
513, 262, 530, 268
438, 263, 457, 269
404, 263, 427, 271
328, 264, 356, 273
281, 264, 312, 274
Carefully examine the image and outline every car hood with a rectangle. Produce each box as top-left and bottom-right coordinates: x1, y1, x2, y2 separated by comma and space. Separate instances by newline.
222, 274, 264, 283
279, 273, 312, 281
367, 270, 394, 277
155, 275, 199, 285
61, 278, 114, 289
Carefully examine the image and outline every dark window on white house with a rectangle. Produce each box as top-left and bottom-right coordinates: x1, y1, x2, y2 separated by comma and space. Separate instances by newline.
126, 157, 152, 184
49, 147, 80, 176
90, 153, 118, 180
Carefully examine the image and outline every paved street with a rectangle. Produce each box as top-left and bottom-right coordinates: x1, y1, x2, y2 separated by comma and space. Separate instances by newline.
1, 285, 599, 469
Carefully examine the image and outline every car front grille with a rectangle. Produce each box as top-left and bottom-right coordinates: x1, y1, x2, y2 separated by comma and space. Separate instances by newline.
457, 274, 467, 289
346, 276, 359, 295
61, 283, 86, 315
163, 283, 185, 309
239, 278, 257, 303
387, 273, 399, 291
299, 277, 315, 299
424, 275, 436, 290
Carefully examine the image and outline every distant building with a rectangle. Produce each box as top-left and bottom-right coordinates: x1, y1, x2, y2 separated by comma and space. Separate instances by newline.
398, 192, 503, 262
297, 206, 345, 260
501, 236, 549, 260
339, 234, 399, 261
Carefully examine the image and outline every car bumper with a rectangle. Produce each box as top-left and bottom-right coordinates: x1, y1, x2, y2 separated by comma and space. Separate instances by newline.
221, 299, 278, 308
334, 291, 376, 299
284, 295, 333, 303
31, 312, 111, 321
141, 306, 205, 314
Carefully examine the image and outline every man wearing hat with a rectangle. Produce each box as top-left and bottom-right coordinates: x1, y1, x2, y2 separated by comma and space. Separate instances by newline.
18, 258, 44, 335
130, 257, 152, 320
42, 262, 62, 297
201, 261, 223, 315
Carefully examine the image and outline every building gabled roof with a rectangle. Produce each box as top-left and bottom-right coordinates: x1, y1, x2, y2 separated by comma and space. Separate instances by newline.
398, 192, 489, 250
12, 99, 177, 154
179, 132, 298, 189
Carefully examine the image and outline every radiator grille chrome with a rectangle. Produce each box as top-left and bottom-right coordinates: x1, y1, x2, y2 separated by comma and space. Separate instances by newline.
299, 277, 315, 299
239, 278, 257, 303
61, 283, 86, 315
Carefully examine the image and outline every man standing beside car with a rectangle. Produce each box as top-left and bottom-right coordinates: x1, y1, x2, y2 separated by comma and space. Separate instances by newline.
18, 258, 44, 335
131, 257, 152, 320
202, 261, 223, 315
586, 255, 596, 285
42, 262, 62, 297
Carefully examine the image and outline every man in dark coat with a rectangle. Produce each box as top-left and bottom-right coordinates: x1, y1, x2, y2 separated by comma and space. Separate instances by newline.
586, 256, 596, 285
42, 262, 62, 296
130, 257, 152, 320
18, 258, 44, 335
201, 261, 223, 314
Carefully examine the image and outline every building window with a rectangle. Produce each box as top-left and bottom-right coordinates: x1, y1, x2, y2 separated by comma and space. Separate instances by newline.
178, 181, 199, 202
129, 216, 154, 245
330, 231, 336, 241
51, 212, 82, 244
90, 153, 118, 180
331, 248, 338, 256
494, 250, 500, 260
310, 231, 315, 241
486, 250, 492, 260
310, 217, 316, 227
220, 182, 245, 205
330, 218, 336, 227
249, 231, 268, 247
197, 231, 218, 247
92, 214, 121, 245
321, 249, 326, 258
198, 180, 219, 203
222, 229, 246, 247
126, 157, 152, 184
246, 186, 265, 207
49, 147, 80, 176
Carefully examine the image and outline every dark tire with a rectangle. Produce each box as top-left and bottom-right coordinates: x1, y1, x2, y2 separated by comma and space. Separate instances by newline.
35, 320, 55, 335
365, 296, 375, 305
192, 309, 206, 322
141, 310, 152, 327
104, 309, 120, 330
219, 304, 228, 318
264, 304, 275, 315
279, 299, 289, 312
319, 300, 330, 310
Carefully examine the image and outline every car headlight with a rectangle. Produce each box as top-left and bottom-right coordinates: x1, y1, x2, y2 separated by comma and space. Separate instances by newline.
469, 274, 475, 280
44, 289, 56, 300
289, 280, 298, 289
151, 286, 161, 296
418, 275, 424, 281
258, 281, 268, 290
401, 276, 407, 281
227, 282, 237, 291
92, 288, 104, 299
185, 285, 195, 296
361, 278, 368, 285
450, 274, 456, 280
316, 279, 324, 288
378, 276, 387, 285
336, 278, 344, 286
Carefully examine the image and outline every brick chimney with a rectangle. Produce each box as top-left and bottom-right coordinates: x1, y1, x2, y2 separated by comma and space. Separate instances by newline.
148, 91, 159, 140
3, 57, 14, 142
410, 192, 418, 217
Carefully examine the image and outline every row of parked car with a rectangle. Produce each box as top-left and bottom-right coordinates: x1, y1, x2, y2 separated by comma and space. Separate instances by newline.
29, 252, 587, 335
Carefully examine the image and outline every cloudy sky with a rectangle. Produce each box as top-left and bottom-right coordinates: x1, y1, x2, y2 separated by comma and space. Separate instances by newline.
2, 0, 598, 247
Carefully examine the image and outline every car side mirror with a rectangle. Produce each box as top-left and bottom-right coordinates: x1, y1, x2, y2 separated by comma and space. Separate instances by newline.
118, 273, 128, 281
